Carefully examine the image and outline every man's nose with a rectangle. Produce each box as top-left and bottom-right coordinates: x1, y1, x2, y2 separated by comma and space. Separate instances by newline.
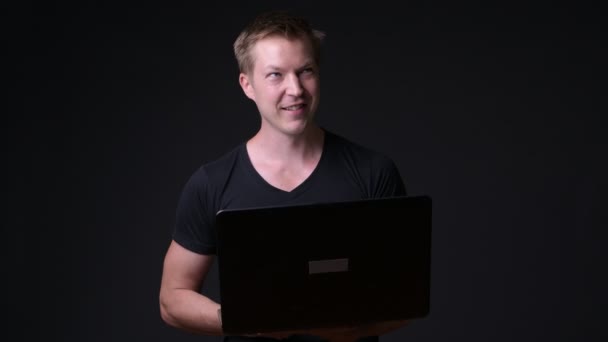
285, 74, 304, 97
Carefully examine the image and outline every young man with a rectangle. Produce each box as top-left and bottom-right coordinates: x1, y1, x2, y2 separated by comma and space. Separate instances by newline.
159, 10, 408, 342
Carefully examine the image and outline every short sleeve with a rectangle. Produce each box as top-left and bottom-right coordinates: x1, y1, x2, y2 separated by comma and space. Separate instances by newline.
172, 168, 217, 255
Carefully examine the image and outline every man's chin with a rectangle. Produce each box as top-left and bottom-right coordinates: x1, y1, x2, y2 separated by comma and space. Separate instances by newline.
283, 119, 315, 136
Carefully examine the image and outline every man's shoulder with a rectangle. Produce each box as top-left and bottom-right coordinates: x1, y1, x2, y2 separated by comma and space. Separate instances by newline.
325, 129, 366, 151
187, 144, 245, 184
206, 144, 244, 170
325, 129, 392, 162
322, 128, 406, 197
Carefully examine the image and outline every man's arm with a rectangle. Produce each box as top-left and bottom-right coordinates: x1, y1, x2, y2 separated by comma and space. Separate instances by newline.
159, 240, 222, 335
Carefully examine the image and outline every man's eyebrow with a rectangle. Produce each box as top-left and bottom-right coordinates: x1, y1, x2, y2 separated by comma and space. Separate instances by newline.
263, 62, 315, 72
298, 62, 314, 69
264, 65, 282, 71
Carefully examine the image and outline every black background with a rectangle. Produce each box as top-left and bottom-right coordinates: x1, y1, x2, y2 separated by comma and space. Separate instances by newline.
7, 2, 607, 341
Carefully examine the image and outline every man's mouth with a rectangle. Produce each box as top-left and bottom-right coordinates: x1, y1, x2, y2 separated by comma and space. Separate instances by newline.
282, 104, 306, 111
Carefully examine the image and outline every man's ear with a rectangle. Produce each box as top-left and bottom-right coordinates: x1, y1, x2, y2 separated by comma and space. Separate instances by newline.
239, 73, 255, 101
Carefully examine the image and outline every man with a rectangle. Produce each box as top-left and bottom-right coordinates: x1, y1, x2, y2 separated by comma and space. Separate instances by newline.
159, 10, 409, 342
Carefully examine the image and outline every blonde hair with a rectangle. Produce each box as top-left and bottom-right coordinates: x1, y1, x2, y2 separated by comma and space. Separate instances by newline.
233, 10, 325, 74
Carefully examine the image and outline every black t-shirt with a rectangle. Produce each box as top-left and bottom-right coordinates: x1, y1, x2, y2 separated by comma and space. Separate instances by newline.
173, 129, 407, 255
172, 129, 407, 342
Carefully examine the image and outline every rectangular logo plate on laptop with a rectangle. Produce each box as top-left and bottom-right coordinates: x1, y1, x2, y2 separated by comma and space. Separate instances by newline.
308, 258, 349, 274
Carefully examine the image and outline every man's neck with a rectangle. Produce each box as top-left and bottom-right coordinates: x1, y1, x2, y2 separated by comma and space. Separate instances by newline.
245, 125, 325, 192
247, 125, 325, 165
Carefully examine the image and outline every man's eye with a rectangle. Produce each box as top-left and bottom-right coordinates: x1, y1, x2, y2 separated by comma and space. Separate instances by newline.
267, 72, 281, 78
299, 68, 316, 77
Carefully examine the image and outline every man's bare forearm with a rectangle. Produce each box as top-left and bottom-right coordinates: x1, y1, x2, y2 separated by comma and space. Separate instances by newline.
160, 288, 223, 335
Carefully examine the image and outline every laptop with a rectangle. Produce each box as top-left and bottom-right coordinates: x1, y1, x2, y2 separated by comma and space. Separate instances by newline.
215, 195, 432, 335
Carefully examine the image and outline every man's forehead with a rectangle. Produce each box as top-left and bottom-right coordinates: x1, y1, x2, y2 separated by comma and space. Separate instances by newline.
251, 37, 314, 69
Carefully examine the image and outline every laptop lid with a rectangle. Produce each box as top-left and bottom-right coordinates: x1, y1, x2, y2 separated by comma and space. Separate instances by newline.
215, 195, 432, 335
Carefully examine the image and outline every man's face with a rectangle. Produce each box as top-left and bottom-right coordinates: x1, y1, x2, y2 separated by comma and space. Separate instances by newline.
239, 35, 320, 137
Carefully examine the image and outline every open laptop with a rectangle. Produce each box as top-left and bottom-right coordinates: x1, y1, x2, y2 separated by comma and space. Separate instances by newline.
215, 195, 432, 335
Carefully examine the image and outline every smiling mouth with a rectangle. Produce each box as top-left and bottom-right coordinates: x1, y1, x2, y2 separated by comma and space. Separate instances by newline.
282, 104, 306, 111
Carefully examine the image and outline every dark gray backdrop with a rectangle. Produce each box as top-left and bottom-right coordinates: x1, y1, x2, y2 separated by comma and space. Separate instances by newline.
8, 2, 606, 341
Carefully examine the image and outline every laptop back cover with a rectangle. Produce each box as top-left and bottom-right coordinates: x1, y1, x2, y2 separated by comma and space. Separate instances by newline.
216, 195, 432, 335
